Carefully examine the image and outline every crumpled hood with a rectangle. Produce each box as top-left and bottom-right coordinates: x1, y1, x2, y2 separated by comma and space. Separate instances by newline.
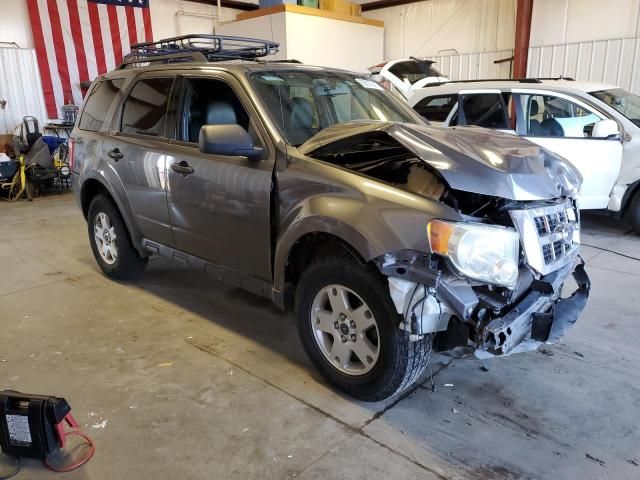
298, 122, 582, 201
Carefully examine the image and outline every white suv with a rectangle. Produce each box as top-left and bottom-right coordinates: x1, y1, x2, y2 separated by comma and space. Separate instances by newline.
407, 79, 640, 232
369, 58, 449, 100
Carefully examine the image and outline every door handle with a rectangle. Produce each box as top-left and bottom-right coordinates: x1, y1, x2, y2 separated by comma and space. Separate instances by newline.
171, 161, 194, 176
107, 148, 123, 161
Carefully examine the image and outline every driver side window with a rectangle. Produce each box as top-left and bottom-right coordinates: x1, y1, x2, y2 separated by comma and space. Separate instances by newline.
522, 94, 602, 138
178, 77, 259, 146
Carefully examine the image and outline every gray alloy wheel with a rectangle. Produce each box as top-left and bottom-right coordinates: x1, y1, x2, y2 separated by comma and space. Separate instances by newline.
93, 211, 118, 265
310, 284, 381, 376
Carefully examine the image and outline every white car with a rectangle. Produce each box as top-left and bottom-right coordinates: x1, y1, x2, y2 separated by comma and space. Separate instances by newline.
405, 79, 640, 232
369, 58, 449, 100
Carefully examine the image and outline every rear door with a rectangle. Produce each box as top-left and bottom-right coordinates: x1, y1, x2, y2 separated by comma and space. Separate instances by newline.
513, 91, 622, 209
164, 73, 274, 282
103, 75, 175, 246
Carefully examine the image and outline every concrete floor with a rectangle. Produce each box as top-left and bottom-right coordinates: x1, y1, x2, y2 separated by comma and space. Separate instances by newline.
0, 191, 639, 480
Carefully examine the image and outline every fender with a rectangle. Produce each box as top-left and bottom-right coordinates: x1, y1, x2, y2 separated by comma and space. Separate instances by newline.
80, 169, 144, 251
272, 191, 458, 294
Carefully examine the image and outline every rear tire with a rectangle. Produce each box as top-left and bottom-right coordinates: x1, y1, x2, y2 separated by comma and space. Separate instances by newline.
629, 190, 640, 235
294, 253, 432, 402
87, 194, 147, 279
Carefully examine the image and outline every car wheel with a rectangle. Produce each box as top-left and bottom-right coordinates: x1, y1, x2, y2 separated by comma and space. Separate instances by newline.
629, 190, 640, 235
295, 253, 432, 401
87, 194, 148, 279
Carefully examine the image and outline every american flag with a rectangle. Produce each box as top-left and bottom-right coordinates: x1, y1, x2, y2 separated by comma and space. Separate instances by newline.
27, 0, 153, 119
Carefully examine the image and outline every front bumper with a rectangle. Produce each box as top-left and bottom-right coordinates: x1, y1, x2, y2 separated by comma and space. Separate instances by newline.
478, 258, 590, 357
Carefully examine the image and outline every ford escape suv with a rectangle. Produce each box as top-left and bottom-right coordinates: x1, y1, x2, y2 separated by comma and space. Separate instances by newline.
71, 35, 590, 401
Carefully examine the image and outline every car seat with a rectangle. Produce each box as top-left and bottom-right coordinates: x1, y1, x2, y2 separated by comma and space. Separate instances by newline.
528, 100, 545, 136
540, 117, 564, 137
287, 97, 316, 146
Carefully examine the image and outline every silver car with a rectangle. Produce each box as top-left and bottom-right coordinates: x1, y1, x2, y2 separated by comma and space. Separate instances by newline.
71, 35, 590, 401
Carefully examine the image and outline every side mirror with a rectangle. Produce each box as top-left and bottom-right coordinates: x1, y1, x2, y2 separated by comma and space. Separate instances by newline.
198, 124, 263, 159
591, 119, 620, 139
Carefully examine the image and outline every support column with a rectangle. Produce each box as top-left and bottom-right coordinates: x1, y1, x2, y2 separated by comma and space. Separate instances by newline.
513, 0, 533, 78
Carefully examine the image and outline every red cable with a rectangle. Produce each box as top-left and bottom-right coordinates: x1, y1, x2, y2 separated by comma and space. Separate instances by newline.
43, 430, 96, 473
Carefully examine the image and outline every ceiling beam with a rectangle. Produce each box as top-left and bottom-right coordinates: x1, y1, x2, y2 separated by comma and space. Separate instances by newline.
361, 0, 424, 12
187, 0, 259, 12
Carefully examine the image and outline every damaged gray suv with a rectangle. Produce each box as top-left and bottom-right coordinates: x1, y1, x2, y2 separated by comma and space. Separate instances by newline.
71, 35, 590, 401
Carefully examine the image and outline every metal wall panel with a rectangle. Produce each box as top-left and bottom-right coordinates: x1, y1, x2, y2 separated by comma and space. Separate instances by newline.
428, 49, 514, 80
528, 37, 640, 94
0, 48, 47, 135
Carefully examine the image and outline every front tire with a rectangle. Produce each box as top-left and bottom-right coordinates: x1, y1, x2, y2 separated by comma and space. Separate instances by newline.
629, 190, 640, 234
295, 254, 432, 402
87, 194, 148, 279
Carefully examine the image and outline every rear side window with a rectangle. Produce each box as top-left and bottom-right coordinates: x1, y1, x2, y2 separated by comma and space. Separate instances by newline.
413, 95, 456, 122
79, 79, 124, 132
460, 93, 509, 129
121, 77, 173, 137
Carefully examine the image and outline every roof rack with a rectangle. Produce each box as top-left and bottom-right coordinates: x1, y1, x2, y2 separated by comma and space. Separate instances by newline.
118, 34, 279, 69
425, 76, 576, 87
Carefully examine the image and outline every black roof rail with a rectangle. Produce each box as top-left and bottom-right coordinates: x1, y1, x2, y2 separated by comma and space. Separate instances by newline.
118, 34, 279, 69
424, 76, 576, 87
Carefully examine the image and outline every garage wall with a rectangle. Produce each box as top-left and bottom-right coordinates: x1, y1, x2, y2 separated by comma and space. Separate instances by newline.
365, 0, 515, 59
528, 0, 640, 94
151, 0, 244, 39
0, 0, 243, 132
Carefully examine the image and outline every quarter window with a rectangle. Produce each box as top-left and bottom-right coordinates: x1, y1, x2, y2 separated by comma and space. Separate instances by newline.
413, 95, 456, 122
78, 79, 124, 132
120, 78, 173, 137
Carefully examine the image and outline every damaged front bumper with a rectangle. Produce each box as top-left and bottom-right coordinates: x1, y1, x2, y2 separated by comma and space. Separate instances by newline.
478, 259, 590, 357
379, 252, 590, 357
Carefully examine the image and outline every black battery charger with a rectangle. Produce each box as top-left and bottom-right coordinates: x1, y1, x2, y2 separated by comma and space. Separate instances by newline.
0, 390, 71, 460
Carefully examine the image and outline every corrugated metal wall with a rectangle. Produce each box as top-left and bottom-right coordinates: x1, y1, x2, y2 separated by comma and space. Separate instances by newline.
0, 48, 47, 135
528, 37, 640, 94
427, 49, 514, 80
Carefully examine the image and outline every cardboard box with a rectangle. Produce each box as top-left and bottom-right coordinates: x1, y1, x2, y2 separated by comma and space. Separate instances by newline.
319, 0, 352, 16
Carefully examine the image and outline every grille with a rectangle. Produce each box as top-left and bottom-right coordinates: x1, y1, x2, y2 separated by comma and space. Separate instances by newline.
510, 202, 580, 276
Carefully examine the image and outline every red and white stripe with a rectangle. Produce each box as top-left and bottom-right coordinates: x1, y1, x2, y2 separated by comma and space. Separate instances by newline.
26, 0, 153, 120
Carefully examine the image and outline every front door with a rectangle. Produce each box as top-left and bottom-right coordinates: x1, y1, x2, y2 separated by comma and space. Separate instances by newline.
514, 91, 622, 209
165, 74, 274, 281
103, 75, 175, 246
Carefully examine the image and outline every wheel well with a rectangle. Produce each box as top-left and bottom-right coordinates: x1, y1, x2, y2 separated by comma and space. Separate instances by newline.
80, 179, 114, 219
283, 233, 366, 309
622, 180, 640, 214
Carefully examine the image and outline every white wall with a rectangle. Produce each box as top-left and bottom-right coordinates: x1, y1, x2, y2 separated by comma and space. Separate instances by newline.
285, 14, 383, 71
365, 0, 515, 60
530, 0, 640, 47
151, 0, 244, 40
218, 11, 383, 72
528, 0, 640, 94
216, 13, 289, 59
1, 0, 35, 48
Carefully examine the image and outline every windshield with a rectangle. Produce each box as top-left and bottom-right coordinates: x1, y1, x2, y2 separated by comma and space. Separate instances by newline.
590, 88, 640, 127
249, 70, 424, 146
388, 61, 445, 85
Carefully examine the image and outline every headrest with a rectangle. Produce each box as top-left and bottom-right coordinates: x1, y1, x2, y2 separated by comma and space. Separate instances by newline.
289, 97, 313, 129
206, 101, 237, 125
529, 99, 539, 116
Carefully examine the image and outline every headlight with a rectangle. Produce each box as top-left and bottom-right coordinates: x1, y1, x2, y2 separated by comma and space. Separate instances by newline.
428, 220, 520, 289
